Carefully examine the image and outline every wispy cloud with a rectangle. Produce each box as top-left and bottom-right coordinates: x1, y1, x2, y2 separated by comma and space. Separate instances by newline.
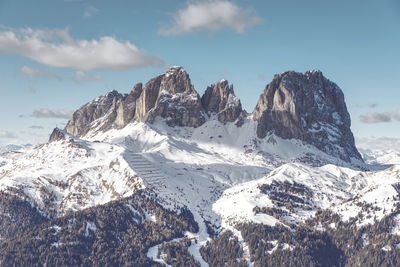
21, 65, 102, 84
159, 1, 263, 36
257, 73, 265, 81
0, 130, 16, 139
369, 103, 378, 108
31, 109, 73, 119
392, 109, 400, 121
83, 5, 99, 18
29, 125, 44, 130
20, 65, 63, 80
73, 71, 102, 83
0, 27, 165, 71
360, 109, 400, 123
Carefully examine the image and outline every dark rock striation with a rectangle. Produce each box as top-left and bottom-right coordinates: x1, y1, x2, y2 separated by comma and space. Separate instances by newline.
64, 90, 125, 137
253, 70, 362, 162
64, 84, 143, 137
201, 79, 243, 123
62, 67, 362, 163
141, 66, 206, 127
115, 83, 143, 128
48, 127, 67, 142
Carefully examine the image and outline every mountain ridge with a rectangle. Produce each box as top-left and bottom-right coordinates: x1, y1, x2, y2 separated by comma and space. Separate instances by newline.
5, 67, 398, 267
62, 66, 361, 164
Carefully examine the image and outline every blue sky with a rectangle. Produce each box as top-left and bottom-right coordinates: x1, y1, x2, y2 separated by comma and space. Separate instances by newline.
0, 0, 399, 145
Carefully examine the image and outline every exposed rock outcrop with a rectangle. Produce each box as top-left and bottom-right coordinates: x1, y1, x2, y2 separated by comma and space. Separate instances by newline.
136, 66, 206, 127
134, 76, 163, 122
64, 90, 125, 137
48, 128, 67, 142
201, 79, 243, 123
115, 83, 143, 128
65, 67, 207, 137
253, 70, 362, 162
62, 67, 362, 163
64, 84, 143, 137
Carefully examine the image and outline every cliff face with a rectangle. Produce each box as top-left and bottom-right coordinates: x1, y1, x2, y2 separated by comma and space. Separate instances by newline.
201, 79, 243, 123
142, 66, 206, 127
62, 67, 361, 163
253, 70, 361, 162
115, 83, 143, 128
64, 90, 125, 137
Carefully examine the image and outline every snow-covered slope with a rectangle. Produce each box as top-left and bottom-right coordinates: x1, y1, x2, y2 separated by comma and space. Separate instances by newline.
0, 116, 374, 264
214, 162, 400, 231
1, 114, 399, 265
0, 135, 142, 217
357, 137, 400, 165
0, 116, 379, 222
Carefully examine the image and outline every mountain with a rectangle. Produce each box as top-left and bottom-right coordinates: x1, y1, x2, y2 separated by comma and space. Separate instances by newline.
63, 67, 361, 165
357, 137, 400, 166
253, 70, 361, 163
0, 143, 32, 154
1, 67, 399, 266
201, 79, 243, 123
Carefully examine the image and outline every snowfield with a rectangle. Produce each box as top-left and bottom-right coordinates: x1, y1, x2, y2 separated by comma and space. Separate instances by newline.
1, 117, 399, 263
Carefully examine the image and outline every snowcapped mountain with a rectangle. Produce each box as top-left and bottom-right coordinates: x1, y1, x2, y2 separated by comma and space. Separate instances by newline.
1, 67, 399, 266
357, 137, 400, 165
0, 143, 32, 154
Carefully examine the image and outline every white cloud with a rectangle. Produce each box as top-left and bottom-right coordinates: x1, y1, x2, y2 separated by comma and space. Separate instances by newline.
392, 109, 400, 121
159, 1, 263, 36
360, 112, 391, 123
21, 65, 63, 80
31, 109, 73, 119
368, 103, 378, 108
257, 73, 265, 80
0, 130, 16, 139
83, 5, 99, 18
29, 125, 44, 130
359, 109, 400, 123
0, 27, 165, 71
21, 65, 102, 84
73, 71, 102, 83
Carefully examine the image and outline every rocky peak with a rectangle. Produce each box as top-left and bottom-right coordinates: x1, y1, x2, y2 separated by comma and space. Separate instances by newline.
126, 83, 143, 102
201, 79, 243, 123
136, 66, 205, 127
253, 70, 362, 162
64, 90, 125, 137
114, 83, 143, 128
162, 66, 196, 94
49, 127, 67, 142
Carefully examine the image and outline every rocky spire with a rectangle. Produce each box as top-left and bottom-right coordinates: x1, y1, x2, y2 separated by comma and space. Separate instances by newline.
134, 75, 163, 123
253, 70, 362, 162
114, 83, 143, 128
201, 79, 243, 123
135, 66, 206, 127
49, 127, 67, 142
64, 90, 125, 137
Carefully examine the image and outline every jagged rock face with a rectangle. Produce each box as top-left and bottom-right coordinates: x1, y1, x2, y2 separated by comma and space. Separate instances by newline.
253, 70, 362, 162
48, 128, 66, 142
65, 85, 144, 137
65, 67, 207, 137
115, 83, 142, 128
136, 66, 206, 127
134, 76, 163, 122
65, 90, 124, 137
63, 68, 361, 164
201, 80, 243, 123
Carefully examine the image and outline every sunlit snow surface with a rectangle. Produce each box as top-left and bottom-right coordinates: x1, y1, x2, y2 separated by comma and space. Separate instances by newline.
1, 117, 400, 264
357, 136, 400, 165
